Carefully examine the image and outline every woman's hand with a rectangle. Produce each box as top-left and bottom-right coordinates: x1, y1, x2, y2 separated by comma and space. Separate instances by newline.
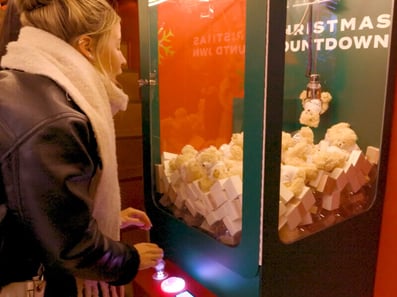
120, 207, 152, 231
134, 242, 164, 270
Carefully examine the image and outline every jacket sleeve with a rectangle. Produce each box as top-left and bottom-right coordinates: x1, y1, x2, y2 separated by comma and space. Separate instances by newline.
2, 111, 140, 285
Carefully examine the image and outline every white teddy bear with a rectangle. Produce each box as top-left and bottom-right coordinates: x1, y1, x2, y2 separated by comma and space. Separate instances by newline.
298, 88, 333, 128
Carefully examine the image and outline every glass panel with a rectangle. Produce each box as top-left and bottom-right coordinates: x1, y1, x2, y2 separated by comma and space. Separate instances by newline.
279, 0, 393, 243
151, 0, 246, 246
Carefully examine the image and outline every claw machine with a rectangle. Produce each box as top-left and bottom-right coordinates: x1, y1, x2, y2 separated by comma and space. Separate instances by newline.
136, 0, 397, 296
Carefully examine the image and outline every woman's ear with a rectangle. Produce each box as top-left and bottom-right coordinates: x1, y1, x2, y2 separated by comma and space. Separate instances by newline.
76, 35, 95, 61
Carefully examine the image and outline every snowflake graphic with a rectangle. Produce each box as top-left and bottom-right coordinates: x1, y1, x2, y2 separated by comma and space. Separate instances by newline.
158, 27, 175, 64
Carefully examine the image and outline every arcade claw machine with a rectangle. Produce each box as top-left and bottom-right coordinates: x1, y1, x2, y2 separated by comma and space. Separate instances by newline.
136, 0, 397, 296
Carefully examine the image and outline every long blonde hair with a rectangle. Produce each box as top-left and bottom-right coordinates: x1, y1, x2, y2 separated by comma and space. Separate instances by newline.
0, 0, 22, 59
15, 0, 120, 77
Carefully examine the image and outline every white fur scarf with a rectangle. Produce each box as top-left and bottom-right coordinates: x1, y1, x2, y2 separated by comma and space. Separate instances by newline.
1, 26, 129, 241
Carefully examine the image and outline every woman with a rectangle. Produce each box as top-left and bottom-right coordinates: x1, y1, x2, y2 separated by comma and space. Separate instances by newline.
0, 0, 163, 296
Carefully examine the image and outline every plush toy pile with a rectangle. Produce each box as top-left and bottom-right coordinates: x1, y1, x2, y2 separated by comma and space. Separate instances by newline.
156, 122, 379, 245
279, 122, 379, 242
156, 133, 244, 246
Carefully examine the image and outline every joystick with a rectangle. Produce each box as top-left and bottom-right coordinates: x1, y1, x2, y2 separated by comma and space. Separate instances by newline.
152, 259, 168, 280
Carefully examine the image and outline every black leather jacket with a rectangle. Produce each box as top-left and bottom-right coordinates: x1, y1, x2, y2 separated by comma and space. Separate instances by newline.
0, 70, 140, 295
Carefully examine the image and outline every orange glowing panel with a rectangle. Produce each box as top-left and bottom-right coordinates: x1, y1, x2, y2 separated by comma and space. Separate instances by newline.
157, 0, 246, 153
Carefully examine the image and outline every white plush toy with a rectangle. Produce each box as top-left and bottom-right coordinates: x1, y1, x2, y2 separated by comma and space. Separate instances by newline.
282, 126, 314, 165
324, 122, 359, 153
280, 164, 306, 196
298, 90, 333, 128
281, 127, 318, 184
220, 132, 244, 161
312, 144, 348, 172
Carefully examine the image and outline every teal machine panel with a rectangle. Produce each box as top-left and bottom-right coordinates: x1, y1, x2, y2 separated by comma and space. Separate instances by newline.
138, 0, 275, 295
138, 0, 397, 296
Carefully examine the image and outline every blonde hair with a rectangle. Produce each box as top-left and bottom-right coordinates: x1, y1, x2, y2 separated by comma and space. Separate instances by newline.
15, 0, 121, 77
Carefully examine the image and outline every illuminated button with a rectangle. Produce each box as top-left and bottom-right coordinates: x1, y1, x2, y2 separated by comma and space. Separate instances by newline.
160, 276, 186, 293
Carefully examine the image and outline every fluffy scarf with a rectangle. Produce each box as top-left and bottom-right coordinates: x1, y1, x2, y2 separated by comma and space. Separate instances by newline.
1, 26, 129, 241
